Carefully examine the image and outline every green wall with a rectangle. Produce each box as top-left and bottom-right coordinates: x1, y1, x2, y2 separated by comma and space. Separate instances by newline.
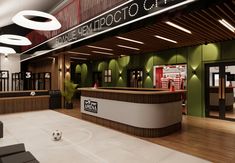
75, 62, 92, 87
74, 39, 235, 117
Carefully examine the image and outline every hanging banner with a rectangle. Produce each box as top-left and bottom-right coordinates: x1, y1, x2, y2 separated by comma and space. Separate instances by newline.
21, 0, 196, 60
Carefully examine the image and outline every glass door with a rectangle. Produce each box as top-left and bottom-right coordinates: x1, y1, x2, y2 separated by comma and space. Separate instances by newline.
127, 69, 143, 88
225, 65, 235, 120
205, 62, 235, 120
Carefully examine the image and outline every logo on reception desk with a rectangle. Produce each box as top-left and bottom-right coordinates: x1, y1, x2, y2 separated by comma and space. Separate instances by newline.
84, 99, 98, 113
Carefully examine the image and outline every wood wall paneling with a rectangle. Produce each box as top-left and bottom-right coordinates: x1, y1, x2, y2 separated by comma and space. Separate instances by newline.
28, 57, 58, 90
0, 96, 49, 114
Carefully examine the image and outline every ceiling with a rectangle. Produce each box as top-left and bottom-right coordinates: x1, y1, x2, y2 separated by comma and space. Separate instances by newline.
0, 0, 65, 27
0, 0, 67, 52
67, 0, 235, 61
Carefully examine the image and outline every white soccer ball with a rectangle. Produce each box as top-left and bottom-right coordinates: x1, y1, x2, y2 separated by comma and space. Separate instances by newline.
52, 130, 62, 141
30, 91, 35, 96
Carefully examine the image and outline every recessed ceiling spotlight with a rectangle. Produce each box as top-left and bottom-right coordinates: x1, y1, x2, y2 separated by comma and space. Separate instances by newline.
0, 47, 16, 54
117, 45, 140, 51
165, 21, 192, 34
92, 51, 114, 55
67, 51, 91, 56
219, 19, 235, 33
12, 10, 61, 31
116, 36, 144, 44
0, 34, 32, 46
87, 45, 113, 51
154, 35, 177, 44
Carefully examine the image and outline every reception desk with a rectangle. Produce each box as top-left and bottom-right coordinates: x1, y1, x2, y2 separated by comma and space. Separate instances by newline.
80, 87, 185, 137
0, 90, 49, 114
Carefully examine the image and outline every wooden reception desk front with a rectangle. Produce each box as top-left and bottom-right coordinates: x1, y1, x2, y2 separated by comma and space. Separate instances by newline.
79, 87, 186, 137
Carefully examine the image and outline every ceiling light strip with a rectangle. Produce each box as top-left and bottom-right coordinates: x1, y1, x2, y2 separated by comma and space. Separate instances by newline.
222, 20, 235, 31
87, 45, 113, 51
116, 36, 144, 44
155, 35, 177, 44
70, 57, 87, 60
219, 19, 235, 32
165, 21, 192, 34
67, 51, 91, 56
92, 51, 114, 55
117, 45, 140, 50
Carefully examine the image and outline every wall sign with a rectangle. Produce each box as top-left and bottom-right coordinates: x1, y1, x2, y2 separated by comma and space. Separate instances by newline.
0, 71, 9, 79
21, 0, 196, 60
84, 99, 98, 113
25, 72, 32, 79
45, 72, 51, 79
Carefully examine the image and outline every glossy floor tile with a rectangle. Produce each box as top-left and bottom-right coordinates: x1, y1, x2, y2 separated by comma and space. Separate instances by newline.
0, 110, 210, 163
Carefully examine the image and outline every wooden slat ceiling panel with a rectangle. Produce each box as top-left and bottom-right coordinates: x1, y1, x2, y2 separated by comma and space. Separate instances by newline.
68, 1, 235, 60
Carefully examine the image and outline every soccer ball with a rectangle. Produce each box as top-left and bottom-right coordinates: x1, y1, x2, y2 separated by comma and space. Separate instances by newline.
52, 130, 62, 141
30, 91, 36, 96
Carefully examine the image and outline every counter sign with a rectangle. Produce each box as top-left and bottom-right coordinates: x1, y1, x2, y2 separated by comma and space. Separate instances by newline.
84, 99, 98, 113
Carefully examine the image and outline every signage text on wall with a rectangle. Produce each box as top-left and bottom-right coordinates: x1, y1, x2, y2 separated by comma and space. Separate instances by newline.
21, 0, 196, 61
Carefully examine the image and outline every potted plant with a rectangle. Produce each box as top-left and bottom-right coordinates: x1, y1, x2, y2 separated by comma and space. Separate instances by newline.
61, 79, 78, 109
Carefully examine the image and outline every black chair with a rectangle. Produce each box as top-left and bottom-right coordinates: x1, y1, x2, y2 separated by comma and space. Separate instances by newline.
0, 144, 39, 163
0, 151, 39, 163
0, 121, 3, 138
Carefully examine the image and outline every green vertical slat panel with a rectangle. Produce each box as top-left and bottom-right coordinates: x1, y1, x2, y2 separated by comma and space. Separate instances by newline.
129, 55, 140, 68
81, 63, 92, 87
75, 64, 81, 73
92, 61, 99, 72
153, 53, 165, 65
167, 49, 177, 64
116, 56, 130, 87
221, 40, 235, 60
187, 46, 203, 117
202, 43, 221, 61
98, 61, 108, 87
108, 59, 118, 87
143, 54, 154, 88
176, 48, 187, 64
201, 61, 206, 117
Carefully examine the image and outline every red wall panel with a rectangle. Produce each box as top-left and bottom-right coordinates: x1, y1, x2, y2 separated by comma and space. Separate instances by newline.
22, 0, 81, 52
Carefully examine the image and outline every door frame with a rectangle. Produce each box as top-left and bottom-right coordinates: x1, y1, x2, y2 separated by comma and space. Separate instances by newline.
127, 68, 143, 87
205, 61, 235, 121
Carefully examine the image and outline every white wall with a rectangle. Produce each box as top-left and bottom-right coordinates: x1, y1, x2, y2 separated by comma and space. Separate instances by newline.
0, 54, 21, 91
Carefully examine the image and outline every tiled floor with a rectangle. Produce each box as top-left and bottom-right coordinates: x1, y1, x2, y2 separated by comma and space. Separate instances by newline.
0, 110, 209, 163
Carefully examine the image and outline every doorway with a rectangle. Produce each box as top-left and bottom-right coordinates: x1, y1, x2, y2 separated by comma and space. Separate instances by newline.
127, 69, 143, 88
92, 72, 102, 87
205, 62, 235, 120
